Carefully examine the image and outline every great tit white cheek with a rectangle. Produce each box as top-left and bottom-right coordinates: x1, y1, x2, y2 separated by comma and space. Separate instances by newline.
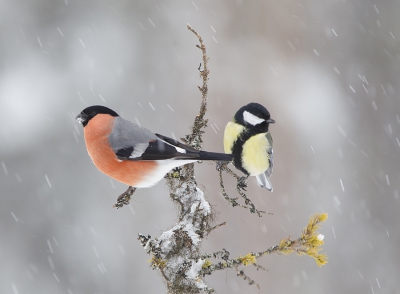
243, 111, 264, 126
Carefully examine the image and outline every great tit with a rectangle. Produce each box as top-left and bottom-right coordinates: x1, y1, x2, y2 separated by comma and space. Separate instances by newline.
223, 102, 275, 191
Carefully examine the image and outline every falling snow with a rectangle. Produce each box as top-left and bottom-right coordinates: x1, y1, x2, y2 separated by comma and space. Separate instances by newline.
45, 174, 52, 188
79, 38, 86, 48
192, 1, 199, 11
148, 18, 156, 27
2, 1, 400, 293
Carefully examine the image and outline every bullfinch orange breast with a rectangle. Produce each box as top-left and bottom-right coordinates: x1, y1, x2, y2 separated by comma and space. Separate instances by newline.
76, 105, 233, 188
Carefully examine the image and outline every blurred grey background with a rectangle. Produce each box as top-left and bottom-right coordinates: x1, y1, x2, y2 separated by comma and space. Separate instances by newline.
1, 0, 399, 293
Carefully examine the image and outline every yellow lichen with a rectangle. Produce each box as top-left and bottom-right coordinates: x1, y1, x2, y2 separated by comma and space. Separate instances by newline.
315, 253, 328, 267
275, 213, 328, 267
302, 213, 329, 267
278, 238, 294, 255
238, 253, 257, 266
202, 259, 212, 268
148, 256, 167, 270
302, 213, 328, 238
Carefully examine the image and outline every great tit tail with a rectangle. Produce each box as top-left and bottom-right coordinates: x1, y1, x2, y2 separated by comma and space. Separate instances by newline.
256, 173, 273, 192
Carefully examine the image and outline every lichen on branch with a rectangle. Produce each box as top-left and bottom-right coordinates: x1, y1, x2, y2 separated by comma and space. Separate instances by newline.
137, 26, 216, 294
199, 213, 329, 287
181, 25, 210, 151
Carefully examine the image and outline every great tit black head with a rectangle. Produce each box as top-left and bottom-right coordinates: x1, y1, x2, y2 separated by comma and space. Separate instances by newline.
233, 103, 275, 133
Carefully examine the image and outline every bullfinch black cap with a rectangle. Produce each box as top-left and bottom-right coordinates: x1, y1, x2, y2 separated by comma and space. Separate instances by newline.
76, 105, 119, 127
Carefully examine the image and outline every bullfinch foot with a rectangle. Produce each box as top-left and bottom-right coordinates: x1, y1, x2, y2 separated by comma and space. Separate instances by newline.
113, 186, 136, 209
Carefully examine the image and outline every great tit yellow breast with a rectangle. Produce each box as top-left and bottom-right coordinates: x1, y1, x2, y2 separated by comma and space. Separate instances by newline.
223, 121, 245, 154
241, 133, 272, 176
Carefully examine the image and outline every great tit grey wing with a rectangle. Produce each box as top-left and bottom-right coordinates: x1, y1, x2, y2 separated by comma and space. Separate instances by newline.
257, 131, 273, 191
265, 132, 274, 177
265, 148, 273, 178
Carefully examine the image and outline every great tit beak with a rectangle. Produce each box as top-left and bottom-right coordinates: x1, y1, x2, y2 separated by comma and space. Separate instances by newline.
75, 112, 87, 124
266, 118, 275, 124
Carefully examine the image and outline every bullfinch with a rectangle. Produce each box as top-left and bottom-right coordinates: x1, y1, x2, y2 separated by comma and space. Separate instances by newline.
223, 103, 275, 191
76, 105, 233, 188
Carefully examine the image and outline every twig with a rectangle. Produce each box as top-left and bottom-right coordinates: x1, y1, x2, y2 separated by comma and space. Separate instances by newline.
206, 222, 227, 234
200, 213, 329, 288
137, 26, 217, 294
181, 25, 210, 150
216, 162, 269, 217
133, 25, 329, 293
199, 248, 230, 261
236, 269, 259, 287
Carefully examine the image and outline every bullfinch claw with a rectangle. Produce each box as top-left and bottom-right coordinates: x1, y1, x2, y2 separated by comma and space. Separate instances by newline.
113, 186, 136, 209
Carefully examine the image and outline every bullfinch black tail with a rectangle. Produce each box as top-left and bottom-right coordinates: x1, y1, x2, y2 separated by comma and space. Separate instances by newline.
155, 133, 233, 162
196, 151, 234, 162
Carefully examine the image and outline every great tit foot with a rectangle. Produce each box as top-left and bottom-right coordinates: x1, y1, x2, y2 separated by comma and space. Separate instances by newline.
216, 161, 228, 171
236, 176, 249, 191
113, 186, 136, 209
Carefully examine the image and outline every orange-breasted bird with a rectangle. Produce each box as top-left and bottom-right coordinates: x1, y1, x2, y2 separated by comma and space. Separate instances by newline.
76, 105, 233, 188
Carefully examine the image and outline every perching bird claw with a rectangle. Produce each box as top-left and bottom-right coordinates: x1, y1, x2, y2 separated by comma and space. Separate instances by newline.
236, 176, 249, 191
113, 186, 136, 209
218, 164, 270, 217
216, 161, 228, 172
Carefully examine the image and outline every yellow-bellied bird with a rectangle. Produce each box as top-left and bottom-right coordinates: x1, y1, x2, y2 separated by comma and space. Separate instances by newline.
224, 103, 275, 191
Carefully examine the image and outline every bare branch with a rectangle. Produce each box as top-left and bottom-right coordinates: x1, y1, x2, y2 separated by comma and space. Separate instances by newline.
216, 162, 270, 216
199, 213, 328, 288
181, 25, 210, 150
137, 26, 215, 294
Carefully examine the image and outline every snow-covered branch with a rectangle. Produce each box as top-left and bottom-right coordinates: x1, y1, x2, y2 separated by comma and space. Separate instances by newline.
137, 26, 215, 294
